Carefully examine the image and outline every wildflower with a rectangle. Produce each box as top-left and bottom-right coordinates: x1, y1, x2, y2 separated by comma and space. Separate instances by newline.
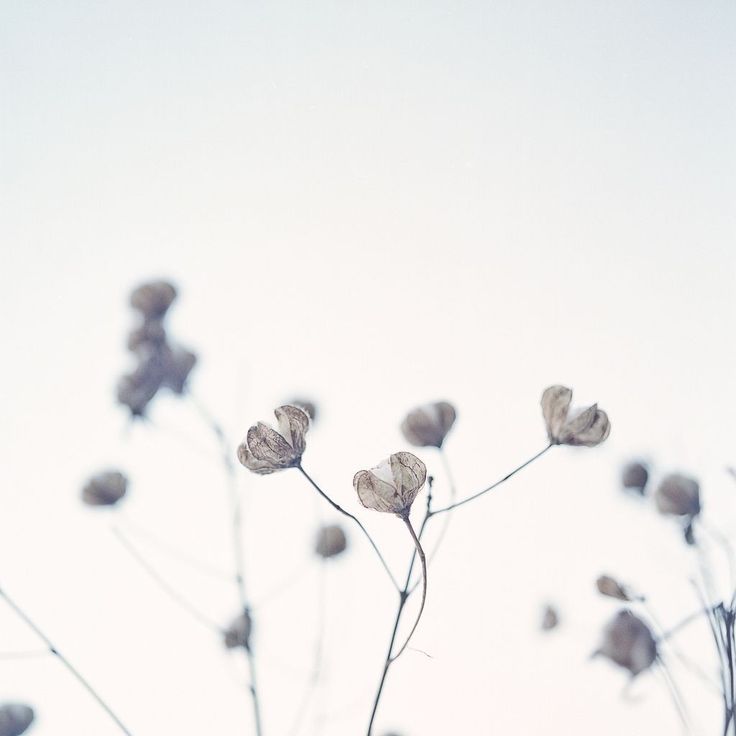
315, 524, 348, 558
0, 704, 35, 736
223, 611, 252, 650
353, 452, 427, 517
541, 385, 610, 447
655, 473, 701, 518
400, 401, 456, 448
129, 280, 177, 319
82, 471, 128, 507
596, 575, 634, 602
621, 461, 649, 495
595, 610, 657, 677
541, 605, 560, 631
237, 405, 310, 474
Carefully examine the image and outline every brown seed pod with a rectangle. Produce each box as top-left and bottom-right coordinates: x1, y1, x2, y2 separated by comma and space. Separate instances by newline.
129, 280, 177, 319
223, 611, 252, 650
0, 704, 35, 736
287, 399, 317, 422
400, 401, 457, 448
314, 524, 348, 559
541, 605, 560, 631
621, 462, 649, 495
127, 318, 167, 352
595, 610, 657, 677
82, 471, 128, 507
353, 452, 427, 516
655, 473, 701, 518
596, 575, 633, 602
161, 346, 197, 395
541, 385, 610, 447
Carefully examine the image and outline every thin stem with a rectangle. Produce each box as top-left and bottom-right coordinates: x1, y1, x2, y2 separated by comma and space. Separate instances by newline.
0, 585, 133, 735
657, 657, 692, 733
420, 448, 456, 570
245, 640, 264, 736
660, 606, 716, 641
430, 444, 553, 515
297, 465, 400, 592
390, 517, 427, 663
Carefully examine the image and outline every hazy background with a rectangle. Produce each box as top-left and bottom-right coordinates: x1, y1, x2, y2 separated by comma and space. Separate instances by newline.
2, 1, 735, 734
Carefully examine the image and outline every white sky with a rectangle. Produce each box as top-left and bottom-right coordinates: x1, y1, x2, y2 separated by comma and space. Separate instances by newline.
1, 1, 736, 735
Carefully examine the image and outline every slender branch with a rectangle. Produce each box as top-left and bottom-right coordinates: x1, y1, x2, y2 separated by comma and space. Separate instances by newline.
297, 465, 400, 592
0, 585, 133, 735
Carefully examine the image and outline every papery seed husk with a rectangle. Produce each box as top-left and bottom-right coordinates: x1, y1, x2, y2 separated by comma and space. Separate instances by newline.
622, 462, 649, 494
315, 524, 348, 558
82, 470, 128, 507
655, 473, 701, 517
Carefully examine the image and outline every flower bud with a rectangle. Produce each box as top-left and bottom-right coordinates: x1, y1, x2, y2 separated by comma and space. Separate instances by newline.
541, 604, 559, 631
237, 406, 310, 474
82, 471, 128, 507
541, 385, 610, 447
0, 704, 35, 736
400, 401, 456, 448
595, 610, 657, 677
353, 452, 427, 517
314, 524, 348, 559
655, 473, 701, 518
223, 611, 252, 650
621, 461, 648, 495
596, 575, 633, 602
129, 280, 177, 319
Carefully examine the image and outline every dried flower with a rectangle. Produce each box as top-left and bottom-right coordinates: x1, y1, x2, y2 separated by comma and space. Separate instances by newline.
0, 704, 35, 736
315, 524, 348, 558
541, 385, 610, 447
596, 575, 633, 602
223, 611, 252, 650
288, 398, 317, 422
129, 280, 177, 319
127, 319, 167, 352
595, 610, 657, 677
400, 401, 457, 448
655, 473, 701, 518
541, 604, 560, 631
353, 452, 427, 517
161, 346, 197, 394
237, 405, 310, 474
82, 471, 128, 507
621, 461, 649, 495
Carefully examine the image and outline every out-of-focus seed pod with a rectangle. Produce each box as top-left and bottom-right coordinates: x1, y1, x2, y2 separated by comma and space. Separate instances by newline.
223, 611, 252, 650
127, 319, 167, 352
541, 605, 559, 631
237, 406, 310, 474
162, 347, 197, 395
82, 471, 128, 507
596, 575, 633, 602
314, 524, 348, 559
621, 462, 649, 495
129, 280, 177, 319
353, 452, 427, 517
541, 385, 610, 447
288, 399, 317, 422
400, 401, 456, 448
655, 473, 701, 518
683, 519, 696, 546
595, 610, 657, 677
0, 704, 35, 736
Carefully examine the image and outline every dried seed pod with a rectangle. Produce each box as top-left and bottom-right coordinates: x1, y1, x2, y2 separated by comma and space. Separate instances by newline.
127, 318, 167, 352
0, 704, 35, 736
400, 401, 457, 448
314, 524, 348, 558
129, 280, 177, 319
655, 473, 701, 518
116, 345, 169, 417
595, 610, 657, 677
353, 452, 427, 517
541, 604, 560, 631
223, 611, 252, 650
161, 346, 197, 395
237, 405, 310, 474
596, 575, 633, 602
621, 461, 649, 495
288, 399, 317, 422
541, 385, 610, 447
82, 471, 128, 507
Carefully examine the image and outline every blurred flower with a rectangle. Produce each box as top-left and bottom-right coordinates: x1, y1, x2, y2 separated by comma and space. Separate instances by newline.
0, 704, 35, 736
129, 280, 177, 319
116, 349, 166, 417
288, 398, 317, 422
223, 611, 252, 650
315, 524, 348, 559
400, 401, 456, 448
82, 471, 128, 507
353, 452, 427, 516
541, 604, 560, 631
655, 473, 701, 518
237, 405, 310, 474
127, 318, 167, 352
596, 575, 634, 602
595, 610, 657, 677
161, 346, 197, 395
541, 385, 610, 447
621, 461, 649, 495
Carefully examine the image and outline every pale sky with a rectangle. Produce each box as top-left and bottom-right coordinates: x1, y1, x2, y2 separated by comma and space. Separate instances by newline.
1, 1, 736, 735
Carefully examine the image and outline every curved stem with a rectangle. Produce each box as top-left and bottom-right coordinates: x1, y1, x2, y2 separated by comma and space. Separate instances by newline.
0, 586, 133, 735
297, 465, 400, 592
390, 517, 427, 662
